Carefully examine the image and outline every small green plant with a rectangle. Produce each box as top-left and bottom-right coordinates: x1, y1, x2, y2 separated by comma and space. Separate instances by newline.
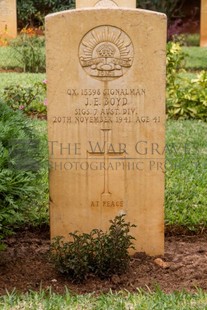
167, 71, 207, 120
3, 80, 47, 117
166, 42, 207, 121
10, 34, 45, 73
50, 215, 136, 282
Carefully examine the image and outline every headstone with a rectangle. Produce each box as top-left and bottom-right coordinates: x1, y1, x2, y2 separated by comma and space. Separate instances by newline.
46, 5, 166, 255
200, 0, 207, 47
0, 0, 17, 38
76, 0, 136, 8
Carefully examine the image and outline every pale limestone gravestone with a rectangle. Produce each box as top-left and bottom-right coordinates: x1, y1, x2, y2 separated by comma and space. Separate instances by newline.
0, 0, 17, 38
46, 4, 166, 255
200, 0, 207, 47
76, 0, 136, 8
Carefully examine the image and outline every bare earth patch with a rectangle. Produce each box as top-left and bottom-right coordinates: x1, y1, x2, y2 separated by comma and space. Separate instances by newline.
0, 228, 206, 295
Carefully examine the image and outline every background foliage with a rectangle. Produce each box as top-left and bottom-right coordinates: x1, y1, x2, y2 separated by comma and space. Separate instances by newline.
137, 0, 185, 22
17, 0, 75, 28
16, 0, 185, 29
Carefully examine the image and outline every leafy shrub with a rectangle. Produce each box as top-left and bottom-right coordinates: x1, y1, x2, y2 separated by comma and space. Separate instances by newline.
167, 71, 207, 121
10, 34, 45, 73
50, 215, 136, 282
166, 42, 207, 121
3, 80, 47, 117
0, 102, 48, 248
166, 42, 186, 90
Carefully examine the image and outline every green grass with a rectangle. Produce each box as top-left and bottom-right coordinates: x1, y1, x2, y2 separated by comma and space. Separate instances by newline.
182, 46, 207, 70
0, 289, 206, 309
0, 45, 45, 71
178, 71, 196, 80
184, 33, 200, 47
165, 120, 207, 229
0, 72, 46, 94
173, 33, 200, 47
0, 46, 20, 69
1, 43, 207, 73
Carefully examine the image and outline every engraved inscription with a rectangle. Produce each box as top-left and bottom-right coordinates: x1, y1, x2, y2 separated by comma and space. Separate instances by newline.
79, 26, 134, 81
65, 87, 146, 124
91, 201, 124, 207
95, 0, 118, 7
52, 114, 161, 125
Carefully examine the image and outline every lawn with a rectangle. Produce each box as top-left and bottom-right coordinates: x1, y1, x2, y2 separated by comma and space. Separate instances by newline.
0, 45, 207, 72
0, 45, 45, 71
1, 289, 207, 309
182, 46, 207, 70
165, 120, 207, 229
0, 72, 45, 95
0, 46, 20, 69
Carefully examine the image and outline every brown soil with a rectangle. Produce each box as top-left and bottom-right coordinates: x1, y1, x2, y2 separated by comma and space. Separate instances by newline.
0, 227, 206, 295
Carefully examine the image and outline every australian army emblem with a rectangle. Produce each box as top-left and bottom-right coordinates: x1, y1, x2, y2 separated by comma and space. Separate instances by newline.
79, 26, 134, 81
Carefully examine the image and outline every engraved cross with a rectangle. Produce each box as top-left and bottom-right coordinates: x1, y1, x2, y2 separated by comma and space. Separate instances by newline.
88, 129, 125, 198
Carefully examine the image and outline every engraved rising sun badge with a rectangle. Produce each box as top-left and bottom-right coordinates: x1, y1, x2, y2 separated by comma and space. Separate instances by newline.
79, 26, 134, 81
